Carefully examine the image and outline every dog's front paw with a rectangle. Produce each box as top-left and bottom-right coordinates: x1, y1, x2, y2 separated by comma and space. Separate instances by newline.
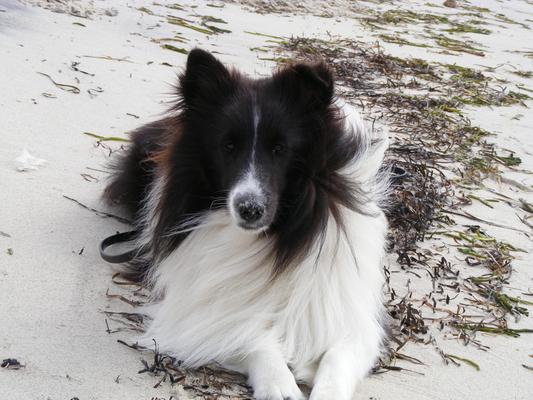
309, 383, 350, 400
252, 371, 304, 400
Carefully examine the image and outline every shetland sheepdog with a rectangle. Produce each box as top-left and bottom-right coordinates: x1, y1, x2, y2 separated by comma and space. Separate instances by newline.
104, 48, 389, 400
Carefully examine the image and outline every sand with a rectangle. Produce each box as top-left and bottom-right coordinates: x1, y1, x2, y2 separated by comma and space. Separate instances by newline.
0, 0, 532, 399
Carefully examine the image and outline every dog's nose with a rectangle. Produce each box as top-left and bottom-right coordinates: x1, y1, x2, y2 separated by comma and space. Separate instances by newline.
236, 198, 264, 223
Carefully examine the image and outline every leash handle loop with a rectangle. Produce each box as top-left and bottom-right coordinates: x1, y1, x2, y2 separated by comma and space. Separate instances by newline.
100, 230, 140, 264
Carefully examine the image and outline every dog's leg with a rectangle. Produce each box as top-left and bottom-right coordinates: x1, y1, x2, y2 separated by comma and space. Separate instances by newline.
239, 343, 304, 400
309, 340, 376, 400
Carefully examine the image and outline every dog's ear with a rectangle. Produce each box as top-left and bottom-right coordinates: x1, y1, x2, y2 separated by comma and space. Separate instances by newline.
179, 48, 236, 108
273, 62, 334, 110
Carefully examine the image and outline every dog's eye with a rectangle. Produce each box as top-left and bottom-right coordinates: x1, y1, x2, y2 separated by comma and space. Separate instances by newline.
224, 141, 235, 153
272, 143, 285, 155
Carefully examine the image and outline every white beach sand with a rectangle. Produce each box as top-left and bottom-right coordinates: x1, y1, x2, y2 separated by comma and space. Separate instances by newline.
0, 1, 532, 399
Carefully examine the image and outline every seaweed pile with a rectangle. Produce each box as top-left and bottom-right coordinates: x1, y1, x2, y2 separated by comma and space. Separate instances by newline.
116, 339, 251, 398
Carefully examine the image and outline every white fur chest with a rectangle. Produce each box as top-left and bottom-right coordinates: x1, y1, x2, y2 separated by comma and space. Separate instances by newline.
140, 208, 387, 381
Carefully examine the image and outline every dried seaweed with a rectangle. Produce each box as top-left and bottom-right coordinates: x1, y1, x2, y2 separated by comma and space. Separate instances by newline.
444, 23, 491, 35
116, 339, 252, 397
37, 72, 80, 94
83, 132, 129, 142
378, 34, 431, 48
444, 354, 480, 370
167, 16, 219, 35
62, 195, 131, 224
1, 358, 24, 370
161, 44, 188, 54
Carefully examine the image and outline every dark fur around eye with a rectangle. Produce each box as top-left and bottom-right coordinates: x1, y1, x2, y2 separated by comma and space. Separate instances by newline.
224, 141, 236, 153
272, 143, 285, 155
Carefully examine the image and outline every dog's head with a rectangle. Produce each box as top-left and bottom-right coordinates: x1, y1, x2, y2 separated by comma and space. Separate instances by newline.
179, 49, 335, 232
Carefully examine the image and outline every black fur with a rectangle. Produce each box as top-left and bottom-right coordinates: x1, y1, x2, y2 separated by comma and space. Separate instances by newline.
104, 49, 366, 279
104, 119, 171, 216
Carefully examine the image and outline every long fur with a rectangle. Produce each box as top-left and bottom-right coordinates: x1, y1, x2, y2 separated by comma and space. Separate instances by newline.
104, 49, 389, 400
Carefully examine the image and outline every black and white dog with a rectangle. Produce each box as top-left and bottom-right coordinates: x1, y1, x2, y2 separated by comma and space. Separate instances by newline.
104, 49, 389, 400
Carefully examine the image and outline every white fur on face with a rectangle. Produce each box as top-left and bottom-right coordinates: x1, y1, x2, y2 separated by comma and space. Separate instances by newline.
228, 100, 266, 229
228, 169, 265, 224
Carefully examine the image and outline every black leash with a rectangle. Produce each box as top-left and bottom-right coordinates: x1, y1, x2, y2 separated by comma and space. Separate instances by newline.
99, 230, 142, 263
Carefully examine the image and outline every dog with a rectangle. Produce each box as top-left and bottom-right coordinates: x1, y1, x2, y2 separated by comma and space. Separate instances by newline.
104, 48, 389, 400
